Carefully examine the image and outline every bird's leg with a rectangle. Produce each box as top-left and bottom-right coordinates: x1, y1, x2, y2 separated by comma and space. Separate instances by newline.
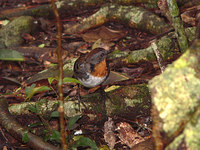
99, 86, 114, 106
77, 84, 88, 111
77, 84, 81, 111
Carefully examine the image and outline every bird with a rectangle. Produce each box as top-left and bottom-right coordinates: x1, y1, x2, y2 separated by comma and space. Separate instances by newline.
74, 47, 110, 89
73, 47, 111, 110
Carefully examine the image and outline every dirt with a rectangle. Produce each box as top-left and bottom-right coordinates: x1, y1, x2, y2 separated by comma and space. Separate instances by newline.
0, 0, 179, 149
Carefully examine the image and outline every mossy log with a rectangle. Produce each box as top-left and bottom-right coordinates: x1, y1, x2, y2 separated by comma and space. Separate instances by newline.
0, 97, 61, 150
110, 27, 196, 65
149, 39, 200, 150
65, 3, 171, 35
0, 16, 36, 48
9, 84, 150, 118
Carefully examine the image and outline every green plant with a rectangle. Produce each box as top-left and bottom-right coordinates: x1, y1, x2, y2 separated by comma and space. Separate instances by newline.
25, 84, 51, 101
23, 75, 97, 148
0, 49, 24, 61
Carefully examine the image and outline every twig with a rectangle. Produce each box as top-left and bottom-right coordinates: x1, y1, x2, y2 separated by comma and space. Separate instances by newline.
151, 41, 166, 73
51, 0, 67, 149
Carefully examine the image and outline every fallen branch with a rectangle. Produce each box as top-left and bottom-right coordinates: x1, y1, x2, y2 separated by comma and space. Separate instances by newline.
9, 84, 150, 118
0, 97, 61, 150
65, 4, 171, 35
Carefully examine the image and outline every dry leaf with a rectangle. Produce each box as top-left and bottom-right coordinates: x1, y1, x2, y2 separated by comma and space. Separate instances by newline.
104, 117, 116, 150
116, 122, 145, 148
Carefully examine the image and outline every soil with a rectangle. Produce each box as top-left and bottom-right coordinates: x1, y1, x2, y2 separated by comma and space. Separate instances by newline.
0, 0, 179, 149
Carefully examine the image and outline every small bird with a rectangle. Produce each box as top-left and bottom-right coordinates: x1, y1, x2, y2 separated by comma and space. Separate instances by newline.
74, 47, 110, 88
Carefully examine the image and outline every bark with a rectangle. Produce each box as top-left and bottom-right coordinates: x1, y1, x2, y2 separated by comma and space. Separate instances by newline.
65, 3, 171, 35
111, 27, 196, 66
149, 39, 200, 150
167, 0, 188, 52
0, 0, 105, 20
9, 84, 151, 118
0, 97, 61, 150
1, 0, 198, 20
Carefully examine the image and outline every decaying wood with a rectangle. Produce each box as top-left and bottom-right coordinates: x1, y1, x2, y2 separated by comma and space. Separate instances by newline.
9, 84, 151, 118
0, 97, 61, 150
149, 39, 200, 149
65, 4, 171, 35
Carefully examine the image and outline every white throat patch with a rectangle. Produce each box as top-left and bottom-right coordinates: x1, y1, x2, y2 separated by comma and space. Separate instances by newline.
78, 72, 106, 88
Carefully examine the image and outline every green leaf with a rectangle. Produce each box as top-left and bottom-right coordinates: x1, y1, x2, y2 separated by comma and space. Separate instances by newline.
25, 86, 51, 101
63, 77, 81, 84
2, 20, 10, 26
50, 111, 59, 118
72, 136, 98, 150
68, 115, 82, 130
38, 43, 45, 48
64, 96, 69, 101
43, 134, 51, 142
34, 86, 51, 92
48, 77, 56, 85
43, 129, 49, 134
25, 84, 36, 96
50, 130, 61, 142
43, 129, 51, 142
0, 49, 24, 61
22, 130, 29, 143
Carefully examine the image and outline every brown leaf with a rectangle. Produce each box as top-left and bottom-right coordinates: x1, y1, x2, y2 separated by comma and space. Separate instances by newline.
81, 26, 127, 46
116, 122, 145, 148
104, 117, 116, 150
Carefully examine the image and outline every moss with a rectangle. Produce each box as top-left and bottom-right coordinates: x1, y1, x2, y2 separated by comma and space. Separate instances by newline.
0, 16, 36, 47
79, 84, 150, 117
149, 40, 200, 149
31, 5, 52, 17
107, 84, 150, 116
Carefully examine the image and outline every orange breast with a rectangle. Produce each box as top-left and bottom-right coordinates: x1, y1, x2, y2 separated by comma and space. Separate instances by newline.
91, 59, 107, 77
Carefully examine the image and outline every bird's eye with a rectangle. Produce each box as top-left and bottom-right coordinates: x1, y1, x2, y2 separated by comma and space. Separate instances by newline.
100, 52, 105, 57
